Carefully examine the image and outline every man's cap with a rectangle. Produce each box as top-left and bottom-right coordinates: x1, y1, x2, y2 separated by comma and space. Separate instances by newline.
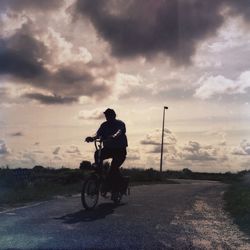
103, 108, 116, 116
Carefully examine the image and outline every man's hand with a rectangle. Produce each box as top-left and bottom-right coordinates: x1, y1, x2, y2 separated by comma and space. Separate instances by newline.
85, 136, 94, 143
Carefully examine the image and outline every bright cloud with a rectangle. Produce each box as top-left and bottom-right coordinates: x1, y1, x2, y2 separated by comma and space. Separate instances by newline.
232, 140, 250, 156
0, 139, 10, 156
195, 71, 250, 99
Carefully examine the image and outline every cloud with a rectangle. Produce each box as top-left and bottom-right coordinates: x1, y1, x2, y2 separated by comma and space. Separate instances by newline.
226, 0, 250, 22
180, 141, 218, 161
232, 140, 250, 156
20, 152, 36, 165
147, 145, 168, 154
0, 140, 10, 156
126, 148, 140, 161
32, 150, 44, 154
54, 155, 62, 161
53, 146, 61, 155
74, 0, 227, 65
0, 0, 64, 12
194, 72, 250, 99
65, 145, 81, 155
24, 93, 78, 104
141, 129, 177, 146
9, 132, 23, 136
113, 73, 142, 99
78, 108, 104, 120
0, 22, 114, 104
126, 154, 140, 161
0, 87, 9, 102
141, 129, 177, 156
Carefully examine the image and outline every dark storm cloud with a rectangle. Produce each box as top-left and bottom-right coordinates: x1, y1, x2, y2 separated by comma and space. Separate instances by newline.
24, 93, 78, 104
0, 30, 47, 80
226, 0, 250, 22
0, 0, 63, 12
75, 0, 225, 64
0, 23, 113, 104
75, 0, 250, 64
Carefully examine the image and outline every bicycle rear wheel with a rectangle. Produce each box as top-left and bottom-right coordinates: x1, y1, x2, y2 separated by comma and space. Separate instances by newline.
81, 176, 99, 210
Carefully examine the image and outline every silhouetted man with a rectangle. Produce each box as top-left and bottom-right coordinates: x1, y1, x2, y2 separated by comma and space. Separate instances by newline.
85, 108, 128, 193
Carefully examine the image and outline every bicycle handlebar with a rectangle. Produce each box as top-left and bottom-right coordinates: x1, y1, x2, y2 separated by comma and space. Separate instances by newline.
86, 138, 112, 150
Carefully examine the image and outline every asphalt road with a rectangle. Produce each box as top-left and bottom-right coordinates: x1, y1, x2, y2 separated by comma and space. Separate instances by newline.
0, 180, 249, 250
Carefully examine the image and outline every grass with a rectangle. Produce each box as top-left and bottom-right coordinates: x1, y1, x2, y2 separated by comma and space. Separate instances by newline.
0, 181, 83, 209
224, 181, 250, 235
0, 168, 85, 208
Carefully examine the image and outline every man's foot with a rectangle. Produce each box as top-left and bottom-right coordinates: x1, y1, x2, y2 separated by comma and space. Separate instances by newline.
111, 192, 122, 204
101, 191, 109, 198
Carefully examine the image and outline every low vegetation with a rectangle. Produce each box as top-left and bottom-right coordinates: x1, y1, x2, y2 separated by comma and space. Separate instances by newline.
224, 171, 250, 235
0, 167, 86, 208
0, 164, 247, 212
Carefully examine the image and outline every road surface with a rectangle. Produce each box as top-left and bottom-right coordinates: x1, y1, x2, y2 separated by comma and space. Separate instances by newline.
0, 180, 249, 249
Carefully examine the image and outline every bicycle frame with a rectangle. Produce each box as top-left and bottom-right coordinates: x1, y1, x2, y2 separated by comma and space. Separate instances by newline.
94, 139, 103, 168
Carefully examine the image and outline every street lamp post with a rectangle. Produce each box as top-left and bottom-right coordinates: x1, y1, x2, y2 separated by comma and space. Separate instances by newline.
160, 106, 168, 175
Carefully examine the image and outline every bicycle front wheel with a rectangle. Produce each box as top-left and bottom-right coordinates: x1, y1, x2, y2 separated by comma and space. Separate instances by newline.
81, 176, 99, 210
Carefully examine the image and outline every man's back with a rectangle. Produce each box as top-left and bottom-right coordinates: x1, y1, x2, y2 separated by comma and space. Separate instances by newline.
97, 119, 128, 148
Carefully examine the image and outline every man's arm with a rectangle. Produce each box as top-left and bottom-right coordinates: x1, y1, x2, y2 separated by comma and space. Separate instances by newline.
85, 124, 104, 142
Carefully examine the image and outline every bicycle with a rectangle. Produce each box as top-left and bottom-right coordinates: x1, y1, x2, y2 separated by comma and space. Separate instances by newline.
81, 138, 130, 210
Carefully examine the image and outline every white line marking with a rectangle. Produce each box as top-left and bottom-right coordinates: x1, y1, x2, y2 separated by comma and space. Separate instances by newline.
0, 201, 48, 214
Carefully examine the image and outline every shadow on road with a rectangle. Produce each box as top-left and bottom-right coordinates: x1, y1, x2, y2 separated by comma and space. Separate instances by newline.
54, 202, 125, 223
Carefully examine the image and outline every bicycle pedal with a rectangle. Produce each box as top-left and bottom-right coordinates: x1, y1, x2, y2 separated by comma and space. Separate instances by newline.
101, 192, 109, 199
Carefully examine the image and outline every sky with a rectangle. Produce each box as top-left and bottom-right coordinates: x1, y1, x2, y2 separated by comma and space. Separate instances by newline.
0, 0, 250, 172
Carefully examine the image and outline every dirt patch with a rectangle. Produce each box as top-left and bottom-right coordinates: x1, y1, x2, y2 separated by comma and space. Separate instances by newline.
155, 184, 250, 249
173, 187, 250, 249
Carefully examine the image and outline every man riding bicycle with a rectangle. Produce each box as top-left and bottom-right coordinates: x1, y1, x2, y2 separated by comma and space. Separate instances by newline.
85, 108, 128, 194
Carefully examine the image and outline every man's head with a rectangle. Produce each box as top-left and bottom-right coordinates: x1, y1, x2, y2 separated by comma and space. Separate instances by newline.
104, 108, 116, 121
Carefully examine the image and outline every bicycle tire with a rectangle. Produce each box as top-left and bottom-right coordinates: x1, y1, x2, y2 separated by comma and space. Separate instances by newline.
81, 176, 99, 210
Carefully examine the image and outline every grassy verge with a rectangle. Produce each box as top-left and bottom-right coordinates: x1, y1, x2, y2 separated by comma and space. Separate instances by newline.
224, 181, 250, 235
0, 181, 83, 209
0, 168, 85, 208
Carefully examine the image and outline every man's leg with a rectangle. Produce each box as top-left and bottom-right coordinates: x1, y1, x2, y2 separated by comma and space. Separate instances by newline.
94, 148, 112, 193
94, 148, 112, 167
109, 148, 127, 192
